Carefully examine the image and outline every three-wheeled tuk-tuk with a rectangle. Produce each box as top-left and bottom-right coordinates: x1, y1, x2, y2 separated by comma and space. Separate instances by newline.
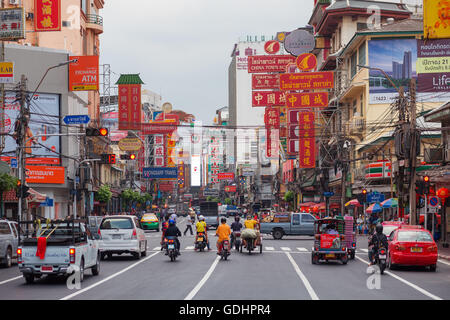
311, 218, 348, 265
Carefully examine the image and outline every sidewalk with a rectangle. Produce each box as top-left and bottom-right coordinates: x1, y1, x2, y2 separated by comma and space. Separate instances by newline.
438, 242, 450, 261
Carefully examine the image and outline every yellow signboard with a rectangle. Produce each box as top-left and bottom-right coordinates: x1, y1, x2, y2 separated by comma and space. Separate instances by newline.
118, 138, 143, 151
417, 57, 450, 73
424, 0, 450, 39
0, 62, 14, 84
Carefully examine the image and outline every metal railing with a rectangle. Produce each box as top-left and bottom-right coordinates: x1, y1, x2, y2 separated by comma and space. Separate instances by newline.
86, 14, 103, 26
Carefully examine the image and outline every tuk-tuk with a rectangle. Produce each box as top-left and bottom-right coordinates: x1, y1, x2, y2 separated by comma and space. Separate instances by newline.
311, 218, 348, 265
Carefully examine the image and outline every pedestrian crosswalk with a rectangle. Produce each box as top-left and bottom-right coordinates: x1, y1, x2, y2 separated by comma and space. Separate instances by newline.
150, 245, 370, 253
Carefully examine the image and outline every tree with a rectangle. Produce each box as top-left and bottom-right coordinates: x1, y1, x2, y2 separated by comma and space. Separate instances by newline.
224, 198, 232, 205
284, 191, 295, 210
0, 173, 18, 218
95, 185, 112, 203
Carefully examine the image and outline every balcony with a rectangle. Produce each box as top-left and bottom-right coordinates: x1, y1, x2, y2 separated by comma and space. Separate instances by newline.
86, 14, 103, 34
349, 117, 365, 137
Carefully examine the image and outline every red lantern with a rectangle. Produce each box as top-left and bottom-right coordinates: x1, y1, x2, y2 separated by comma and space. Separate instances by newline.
437, 187, 449, 204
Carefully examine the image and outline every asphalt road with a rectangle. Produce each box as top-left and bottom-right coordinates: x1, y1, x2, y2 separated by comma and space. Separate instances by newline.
1, 216, 449, 300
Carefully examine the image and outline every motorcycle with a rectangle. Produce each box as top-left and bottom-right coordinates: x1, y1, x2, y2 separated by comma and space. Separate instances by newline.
241, 237, 255, 255
195, 232, 207, 252
231, 231, 241, 251
219, 240, 230, 260
165, 236, 179, 262
375, 247, 387, 274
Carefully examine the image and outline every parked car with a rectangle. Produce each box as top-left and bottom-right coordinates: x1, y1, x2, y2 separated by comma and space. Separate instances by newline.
98, 215, 147, 260
18, 219, 100, 284
260, 212, 316, 239
141, 213, 159, 232
0, 219, 19, 268
387, 225, 438, 271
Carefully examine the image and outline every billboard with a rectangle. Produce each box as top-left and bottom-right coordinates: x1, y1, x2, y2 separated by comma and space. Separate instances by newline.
118, 84, 141, 131
69, 56, 99, 91
142, 167, 178, 179
0, 8, 25, 40
368, 38, 450, 104
279, 72, 333, 91
1, 92, 60, 165
34, 0, 61, 32
191, 154, 201, 187
417, 39, 450, 93
424, 0, 450, 39
26, 166, 65, 184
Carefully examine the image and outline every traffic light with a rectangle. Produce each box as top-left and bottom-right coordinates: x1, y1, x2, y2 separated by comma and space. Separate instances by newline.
362, 189, 367, 203
100, 154, 116, 164
16, 180, 21, 198
129, 154, 136, 160
120, 154, 136, 160
415, 180, 424, 195
21, 185, 30, 198
423, 176, 430, 194
86, 127, 108, 137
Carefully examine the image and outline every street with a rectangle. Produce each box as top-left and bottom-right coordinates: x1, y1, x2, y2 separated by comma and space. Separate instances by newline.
1, 217, 449, 300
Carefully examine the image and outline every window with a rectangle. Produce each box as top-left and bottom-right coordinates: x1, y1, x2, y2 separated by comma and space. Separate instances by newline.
353, 100, 357, 115
397, 231, 433, 242
11, 223, 18, 238
292, 214, 300, 225
360, 94, 364, 117
350, 52, 357, 78
301, 214, 315, 223
0, 222, 11, 235
358, 42, 366, 68
357, 23, 368, 31
81, 0, 87, 14
100, 218, 134, 229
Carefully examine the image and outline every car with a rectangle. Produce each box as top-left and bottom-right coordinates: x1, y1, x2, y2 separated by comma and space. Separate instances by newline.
0, 219, 19, 268
98, 215, 147, 260
382, 221, 405, 238
141, 214, 160, 232
387, 225, 438, 271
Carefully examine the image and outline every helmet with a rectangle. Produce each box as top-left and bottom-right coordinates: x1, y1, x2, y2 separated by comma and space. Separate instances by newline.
235, 216, 240, 222
376, 223, 383, 234
199, 215, 205, 221
247, 215, 252, 220
169, 219, 175, 225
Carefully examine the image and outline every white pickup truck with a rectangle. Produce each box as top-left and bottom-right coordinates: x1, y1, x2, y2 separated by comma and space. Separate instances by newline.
17, 219, 100, 284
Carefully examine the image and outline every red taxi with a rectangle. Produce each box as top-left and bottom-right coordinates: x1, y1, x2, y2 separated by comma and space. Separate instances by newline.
387, 225, 438, 271
382, 221, 405, 238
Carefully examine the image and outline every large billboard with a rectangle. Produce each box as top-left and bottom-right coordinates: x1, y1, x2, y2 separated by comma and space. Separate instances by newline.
368, 38, 450, 104
191, 154, 201, 187
1, 92, 61, 165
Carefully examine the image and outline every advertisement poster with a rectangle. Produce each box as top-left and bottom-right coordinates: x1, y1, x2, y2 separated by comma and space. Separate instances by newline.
368, 38, 450, 104
417, 39, 450, 93
1, 92, 60, 165
69, 56, 99, 91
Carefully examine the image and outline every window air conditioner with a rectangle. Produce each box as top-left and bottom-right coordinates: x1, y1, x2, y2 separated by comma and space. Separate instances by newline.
9, 0, 19, 5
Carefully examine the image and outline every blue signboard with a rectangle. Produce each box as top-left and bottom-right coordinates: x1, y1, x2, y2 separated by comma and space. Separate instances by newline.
39, 197, 54, 207
367, 192, 385, 204
63, 115, 90, 125
10, 158, 17, 168
143, 167, 178, 179
323, 192, 334, 197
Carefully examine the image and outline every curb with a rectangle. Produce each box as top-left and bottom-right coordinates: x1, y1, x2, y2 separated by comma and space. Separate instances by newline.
438, 254, 450, 261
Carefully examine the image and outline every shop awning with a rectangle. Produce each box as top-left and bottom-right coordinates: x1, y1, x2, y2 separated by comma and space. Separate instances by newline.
2, 188, 47, 203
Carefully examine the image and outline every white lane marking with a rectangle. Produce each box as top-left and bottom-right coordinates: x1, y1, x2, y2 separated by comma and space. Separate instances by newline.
184, 256, 221, 300
0, 275, 22, 286
438, 259, 450, 266
152, 247, 160, 251
265, 247, 275, 251
281, 247, 291, 251
60, 251, 160, 300
355, 256, 443, 301
285, 253, 319, 300
360, 249, 368, 253
297, 247, 308, 252
185, 246, 195, 250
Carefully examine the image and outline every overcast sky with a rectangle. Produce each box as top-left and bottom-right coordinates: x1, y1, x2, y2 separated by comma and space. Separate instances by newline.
99, 0, 422, 125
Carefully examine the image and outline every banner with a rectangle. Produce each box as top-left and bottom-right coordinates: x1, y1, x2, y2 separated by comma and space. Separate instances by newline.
69, 56, 99, 91
118, 84, 141, 131
279, 72, 334, 91
35, 0, 61, 32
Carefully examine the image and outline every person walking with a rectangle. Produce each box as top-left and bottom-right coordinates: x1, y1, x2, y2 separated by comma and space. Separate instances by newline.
184, 215, 194, 235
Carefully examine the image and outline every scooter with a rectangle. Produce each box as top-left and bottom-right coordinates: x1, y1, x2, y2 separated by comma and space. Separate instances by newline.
195, 232, 207, 252
231, 231, 241, 251
219, 240, 230, 260
375, 247, 387, 274
165, 236, 180, 262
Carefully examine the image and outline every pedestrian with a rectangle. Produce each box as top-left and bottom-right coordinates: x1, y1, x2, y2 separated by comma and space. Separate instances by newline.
184, 215, 194, 235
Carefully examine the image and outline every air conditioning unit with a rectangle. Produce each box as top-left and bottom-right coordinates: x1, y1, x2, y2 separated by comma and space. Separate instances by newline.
425, 148, 443, 163
9, 0, 19, 5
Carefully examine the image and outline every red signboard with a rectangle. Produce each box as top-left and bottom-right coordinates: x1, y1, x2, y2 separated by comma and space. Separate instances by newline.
159, 182, 175, 192
248, 55, 296, 73
264, 107, 280, 129
141, 123, 177, 135
264, 40, 281, 55
252, 74, 280, 90
35, 0, 61, 32
252, 91, 286, 107
280, 72, 334, 91
296, 53, 317, 71
266, 128, 279, 158
118, 84, 141, 131
69, 55, 99, 91
224, 186, 237, 192
299, 112, 315, 168
286, 92, 328, 108
218, 172, 234, 180
320, 234, 339, 249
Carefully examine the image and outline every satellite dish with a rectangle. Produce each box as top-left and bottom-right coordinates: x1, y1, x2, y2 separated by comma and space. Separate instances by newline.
162, 102, 172, 114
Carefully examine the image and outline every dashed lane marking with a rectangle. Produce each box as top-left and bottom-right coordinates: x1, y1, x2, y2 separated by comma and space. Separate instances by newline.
265, 247, 275, 251
281, 247, 291, 251
297, 247, 308, 252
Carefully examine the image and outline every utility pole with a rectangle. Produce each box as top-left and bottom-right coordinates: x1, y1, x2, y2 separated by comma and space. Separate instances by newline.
18, 75, 28, 222
408, 78, 417, 225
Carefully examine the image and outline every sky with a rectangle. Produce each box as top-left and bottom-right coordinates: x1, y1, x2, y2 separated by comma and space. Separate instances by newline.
99, 0, 423, 125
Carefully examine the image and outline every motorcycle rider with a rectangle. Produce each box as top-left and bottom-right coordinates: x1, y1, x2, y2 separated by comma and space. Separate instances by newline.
216, 217, 231, 255
242, 214, 259, 248
164, 219, 182, 255
368, 223, 389, 265
195, 215, 211, 251
230, 216, 243, 247
160, 215, 170, 251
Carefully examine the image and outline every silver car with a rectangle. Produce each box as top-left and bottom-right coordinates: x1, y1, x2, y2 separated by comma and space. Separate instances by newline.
0, 219, 19, 268
98, 215, 147, 260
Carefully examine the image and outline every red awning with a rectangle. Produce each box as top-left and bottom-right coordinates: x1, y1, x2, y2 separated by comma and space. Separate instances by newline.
2, 188, 46, 203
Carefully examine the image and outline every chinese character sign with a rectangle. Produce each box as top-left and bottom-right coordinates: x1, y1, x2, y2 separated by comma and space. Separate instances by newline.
299, 112, 315, 168
286, 92, 328, 108
252, 91, 286, 107
118, 84, 141, 131
35, 0, 61, 32
264, 107, 280, 129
